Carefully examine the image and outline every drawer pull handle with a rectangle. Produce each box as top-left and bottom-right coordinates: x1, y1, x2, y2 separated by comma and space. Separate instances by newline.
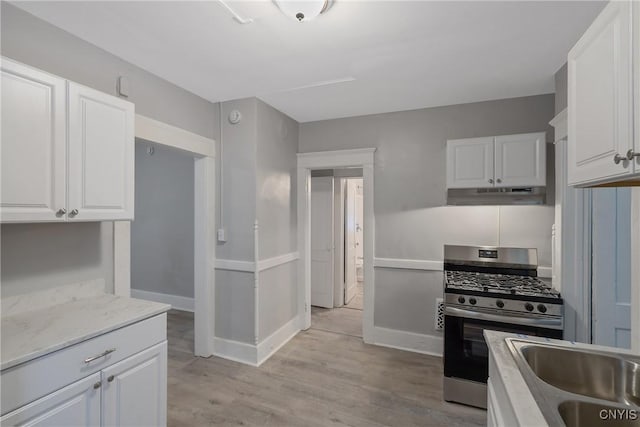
84, 348, 116, 364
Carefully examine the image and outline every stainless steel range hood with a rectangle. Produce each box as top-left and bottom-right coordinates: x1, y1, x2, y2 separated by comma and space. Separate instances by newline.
446, 187, 546, 206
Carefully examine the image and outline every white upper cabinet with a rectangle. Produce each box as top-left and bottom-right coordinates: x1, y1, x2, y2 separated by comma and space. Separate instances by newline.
447, 133, 546, 189
446, 137, 494, 189
495, 132, 546, 188
0, 58, 134, 222
1, 58, 67, 222
567, 1, 636, 186
68, 83, 134, 221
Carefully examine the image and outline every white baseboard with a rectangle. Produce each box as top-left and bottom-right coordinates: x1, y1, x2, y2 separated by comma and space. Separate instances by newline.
130, 289, 194, 312
372, 326, 443, 357
212, 337, 258, 367
213, 316, 301, 367
256, 316, 300, 366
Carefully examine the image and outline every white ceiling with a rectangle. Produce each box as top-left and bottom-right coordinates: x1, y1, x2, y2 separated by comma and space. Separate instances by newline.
13, 1, 605, 122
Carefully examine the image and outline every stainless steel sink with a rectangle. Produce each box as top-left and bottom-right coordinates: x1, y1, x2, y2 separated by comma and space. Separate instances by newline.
521, 344, 640, 405
506, 338, 640, 426
558, 401, 640, 427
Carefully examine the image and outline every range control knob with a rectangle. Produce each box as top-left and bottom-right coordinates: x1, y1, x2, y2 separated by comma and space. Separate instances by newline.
496, 300, 504, 308
469, 298, 477, 305
525, 303, 534, 312
537, 304, 547, 314
457, 296, 466, 304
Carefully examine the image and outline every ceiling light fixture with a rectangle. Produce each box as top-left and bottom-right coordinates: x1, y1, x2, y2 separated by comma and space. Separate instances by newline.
274, 0, 334, 22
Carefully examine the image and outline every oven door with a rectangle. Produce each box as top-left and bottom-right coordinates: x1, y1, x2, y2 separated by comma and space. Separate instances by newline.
444, 307, 563, 383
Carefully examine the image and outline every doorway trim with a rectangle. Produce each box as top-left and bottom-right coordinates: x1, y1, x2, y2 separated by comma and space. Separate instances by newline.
297, 148, 376, 342
113, 114, 216, 357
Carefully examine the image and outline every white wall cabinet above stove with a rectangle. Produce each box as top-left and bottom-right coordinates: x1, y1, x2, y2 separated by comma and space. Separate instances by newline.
567, 1, 639, 187
1, 57, 134, 223
446, 132, 546, 189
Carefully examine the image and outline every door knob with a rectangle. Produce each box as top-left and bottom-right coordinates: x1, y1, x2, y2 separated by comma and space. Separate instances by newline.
107, 375, 115, 383
56, 208, 67, 216
70, 209, 79, 216
613, 153, 626, 164
626, 149, 640, 161
93, 381, 102, 389
488, 179, 494, 184
496, 178, 502, 184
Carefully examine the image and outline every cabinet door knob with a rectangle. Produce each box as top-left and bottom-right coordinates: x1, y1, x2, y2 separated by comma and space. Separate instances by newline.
93, 381, 102, 389
488, 179, 494, 184
613, 153, 626, 165
626, 149, 640, 161
70, 209, 79, 216
496, 178, 502, 184
107, 375, 115, 382
56, 208, 67, 216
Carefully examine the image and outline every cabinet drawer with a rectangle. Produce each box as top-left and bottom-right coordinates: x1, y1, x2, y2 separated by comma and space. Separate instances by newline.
1, 314, 166, 416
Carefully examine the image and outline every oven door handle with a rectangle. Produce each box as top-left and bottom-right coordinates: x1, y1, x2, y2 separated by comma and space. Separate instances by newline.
444, 306, 563, 330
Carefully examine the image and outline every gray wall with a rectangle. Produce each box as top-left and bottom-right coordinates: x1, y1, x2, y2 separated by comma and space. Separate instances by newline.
256, 99, 299, 340
214, 98, 300, 343
1, 223, 113, 297
555, 63, 568, 114
131, 143, 194, 298
299, 94, 556, 337
0, 2, 218, 298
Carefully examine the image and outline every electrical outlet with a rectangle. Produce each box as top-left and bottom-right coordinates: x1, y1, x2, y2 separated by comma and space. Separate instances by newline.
217, 228, 227, 242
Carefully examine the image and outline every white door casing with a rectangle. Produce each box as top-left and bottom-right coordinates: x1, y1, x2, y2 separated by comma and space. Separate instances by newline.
446, 137, 494, 189
494, 132, 546, 188
0, 58, 66, 222
310, 176, 334, 309
568, 0, 633, 186
67, 82, 134, 221
297, 148, 376, 342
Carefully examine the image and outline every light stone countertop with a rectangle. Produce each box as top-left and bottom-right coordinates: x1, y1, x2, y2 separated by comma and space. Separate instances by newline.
1, 294, 170, 371
484, 330, 640, 427
484, 330, 548, 427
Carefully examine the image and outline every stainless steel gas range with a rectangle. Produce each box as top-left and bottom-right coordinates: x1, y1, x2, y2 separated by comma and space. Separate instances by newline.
442, 245, 563, 409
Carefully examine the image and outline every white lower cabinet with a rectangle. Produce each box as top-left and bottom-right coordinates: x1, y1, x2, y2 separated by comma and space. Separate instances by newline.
0, 316, 167, 427
1, 374, 101, 427
101, 343, 167, 427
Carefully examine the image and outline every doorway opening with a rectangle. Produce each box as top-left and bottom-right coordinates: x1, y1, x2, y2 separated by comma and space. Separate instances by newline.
309, 168, 365, 338
130, 141, 197, 354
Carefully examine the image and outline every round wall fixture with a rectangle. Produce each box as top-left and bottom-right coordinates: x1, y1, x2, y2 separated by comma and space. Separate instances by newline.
228, 109, 242, 124
274, 0, 334, 22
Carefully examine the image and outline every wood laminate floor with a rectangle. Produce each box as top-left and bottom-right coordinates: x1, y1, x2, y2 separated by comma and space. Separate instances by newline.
167, 309, 485, 427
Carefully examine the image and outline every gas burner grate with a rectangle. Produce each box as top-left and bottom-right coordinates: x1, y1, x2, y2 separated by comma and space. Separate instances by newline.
444, 270, 560, 299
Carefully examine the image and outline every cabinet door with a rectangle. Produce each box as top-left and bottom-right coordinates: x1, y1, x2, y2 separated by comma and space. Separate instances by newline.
1, 58, 66, 222
68, 82, 134, 221
568, 1, 633, 186
0, 373, 101, 426
446, 137, 494, 189
494, 132, 546, 188
102, 342, 167, 427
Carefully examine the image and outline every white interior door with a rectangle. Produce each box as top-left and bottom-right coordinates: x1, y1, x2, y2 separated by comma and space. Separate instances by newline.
592, 188, 632, 348
344, 179, 358, 304
354, 179, 364, 282
311, 176, 334, 308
